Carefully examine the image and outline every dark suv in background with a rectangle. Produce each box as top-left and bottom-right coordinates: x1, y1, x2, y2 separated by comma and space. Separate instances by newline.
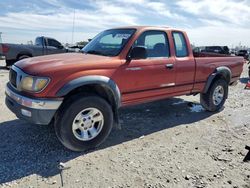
193, 46, 230, 55
237, 50, 249, 60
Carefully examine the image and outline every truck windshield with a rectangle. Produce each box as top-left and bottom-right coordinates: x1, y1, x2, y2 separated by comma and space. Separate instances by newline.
82, 29, 136, 56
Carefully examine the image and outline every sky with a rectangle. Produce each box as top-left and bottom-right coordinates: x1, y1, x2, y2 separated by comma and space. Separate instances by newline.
0, 0, 250, 47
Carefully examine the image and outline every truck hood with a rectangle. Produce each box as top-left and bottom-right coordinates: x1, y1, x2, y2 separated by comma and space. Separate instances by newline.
15, 53, 121, 76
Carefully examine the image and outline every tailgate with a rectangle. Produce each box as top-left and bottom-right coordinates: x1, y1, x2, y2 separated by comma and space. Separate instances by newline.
0, 43, 10, 57
0, 44, 4, 61
0, 44, 2, 55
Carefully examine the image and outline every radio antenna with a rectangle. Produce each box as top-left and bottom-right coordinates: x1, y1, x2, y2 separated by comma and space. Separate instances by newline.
71, 9, 75, 45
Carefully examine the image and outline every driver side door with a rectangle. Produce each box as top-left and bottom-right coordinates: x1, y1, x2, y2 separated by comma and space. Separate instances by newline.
114, 30, 176, 104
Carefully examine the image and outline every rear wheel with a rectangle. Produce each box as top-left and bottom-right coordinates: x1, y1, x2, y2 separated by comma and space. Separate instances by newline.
200, 79, 228, 112
248, 65, 250, 78
18, 54, 31, 60
55, 94, 113, 152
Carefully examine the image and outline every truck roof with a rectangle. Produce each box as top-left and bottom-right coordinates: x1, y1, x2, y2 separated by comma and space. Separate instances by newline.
110, 26, 181, 32
36, 36, 58, 40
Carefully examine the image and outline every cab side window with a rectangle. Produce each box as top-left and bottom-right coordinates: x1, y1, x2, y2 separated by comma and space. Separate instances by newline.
47, 39, 62, 48
173, 32, 188, 57
134, 31, 170, 58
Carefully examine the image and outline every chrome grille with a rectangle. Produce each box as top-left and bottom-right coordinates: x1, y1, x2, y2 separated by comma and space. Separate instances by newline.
9, 66, 26, 90
9, 68, 17, 87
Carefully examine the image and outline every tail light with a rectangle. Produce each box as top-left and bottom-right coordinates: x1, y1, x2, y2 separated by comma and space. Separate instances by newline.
1, 44, 9, 53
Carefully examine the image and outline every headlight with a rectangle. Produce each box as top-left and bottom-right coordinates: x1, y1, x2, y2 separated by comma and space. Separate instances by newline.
20, 76, 49, 92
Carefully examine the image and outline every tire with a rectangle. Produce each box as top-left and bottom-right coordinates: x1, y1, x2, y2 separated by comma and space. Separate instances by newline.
200, 79, 228, 112
54, 94, 113, 152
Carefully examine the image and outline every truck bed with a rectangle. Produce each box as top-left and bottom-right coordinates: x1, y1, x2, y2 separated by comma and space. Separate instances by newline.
193, 51, 232, 58
193, 52, 244, 92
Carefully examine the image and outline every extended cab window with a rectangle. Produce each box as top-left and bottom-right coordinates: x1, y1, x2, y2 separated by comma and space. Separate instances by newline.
134, 31, 169, 58
173, 32, 188, 57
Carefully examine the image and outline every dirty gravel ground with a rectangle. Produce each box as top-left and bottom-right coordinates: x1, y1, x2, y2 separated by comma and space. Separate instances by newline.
0, 60, 249, 188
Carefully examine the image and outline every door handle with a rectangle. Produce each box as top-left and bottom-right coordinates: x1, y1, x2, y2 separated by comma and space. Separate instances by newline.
165, 64, 174, 69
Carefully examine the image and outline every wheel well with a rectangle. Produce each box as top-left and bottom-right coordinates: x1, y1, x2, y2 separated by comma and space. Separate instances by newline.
17, 53, 32, 60
203, 69, 231, 93
215, 67, 232, 84
206, 73, 229, 93
63, 84, 117, 109
213, 73, 230, 84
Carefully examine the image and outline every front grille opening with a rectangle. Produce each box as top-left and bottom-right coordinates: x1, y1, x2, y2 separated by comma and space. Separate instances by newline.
10, 69, 17, 88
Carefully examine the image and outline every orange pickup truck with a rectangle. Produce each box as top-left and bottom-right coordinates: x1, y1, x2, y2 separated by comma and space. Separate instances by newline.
5, 26, 244, 151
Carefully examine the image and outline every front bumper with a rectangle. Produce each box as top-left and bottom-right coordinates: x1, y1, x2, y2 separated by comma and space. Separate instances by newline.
5, 84, 63, 125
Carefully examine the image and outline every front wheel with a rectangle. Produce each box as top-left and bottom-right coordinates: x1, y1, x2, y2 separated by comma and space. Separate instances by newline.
55, 95, 113, 152
6, 60, 16, 67
200, 79, 228, 112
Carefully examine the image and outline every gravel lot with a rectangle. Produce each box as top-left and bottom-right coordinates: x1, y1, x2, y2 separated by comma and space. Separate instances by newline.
0, 60, 249, 188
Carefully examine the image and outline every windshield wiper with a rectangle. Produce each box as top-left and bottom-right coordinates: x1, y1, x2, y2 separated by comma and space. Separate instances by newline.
83, 50, 106, 56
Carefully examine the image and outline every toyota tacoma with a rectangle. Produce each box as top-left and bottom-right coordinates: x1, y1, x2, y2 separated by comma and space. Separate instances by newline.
5, 26, 244, 151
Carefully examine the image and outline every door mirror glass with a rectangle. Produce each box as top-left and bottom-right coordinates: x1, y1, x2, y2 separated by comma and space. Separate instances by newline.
129, 46, 147, 60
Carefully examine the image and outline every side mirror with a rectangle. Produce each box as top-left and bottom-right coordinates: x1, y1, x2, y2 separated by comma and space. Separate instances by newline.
129, 46, 147, 60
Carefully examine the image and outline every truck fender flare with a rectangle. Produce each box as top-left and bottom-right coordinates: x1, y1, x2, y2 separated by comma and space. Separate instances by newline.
17, 51, 33, 59
56, 75, 121, 108
203, 66, 232, 93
